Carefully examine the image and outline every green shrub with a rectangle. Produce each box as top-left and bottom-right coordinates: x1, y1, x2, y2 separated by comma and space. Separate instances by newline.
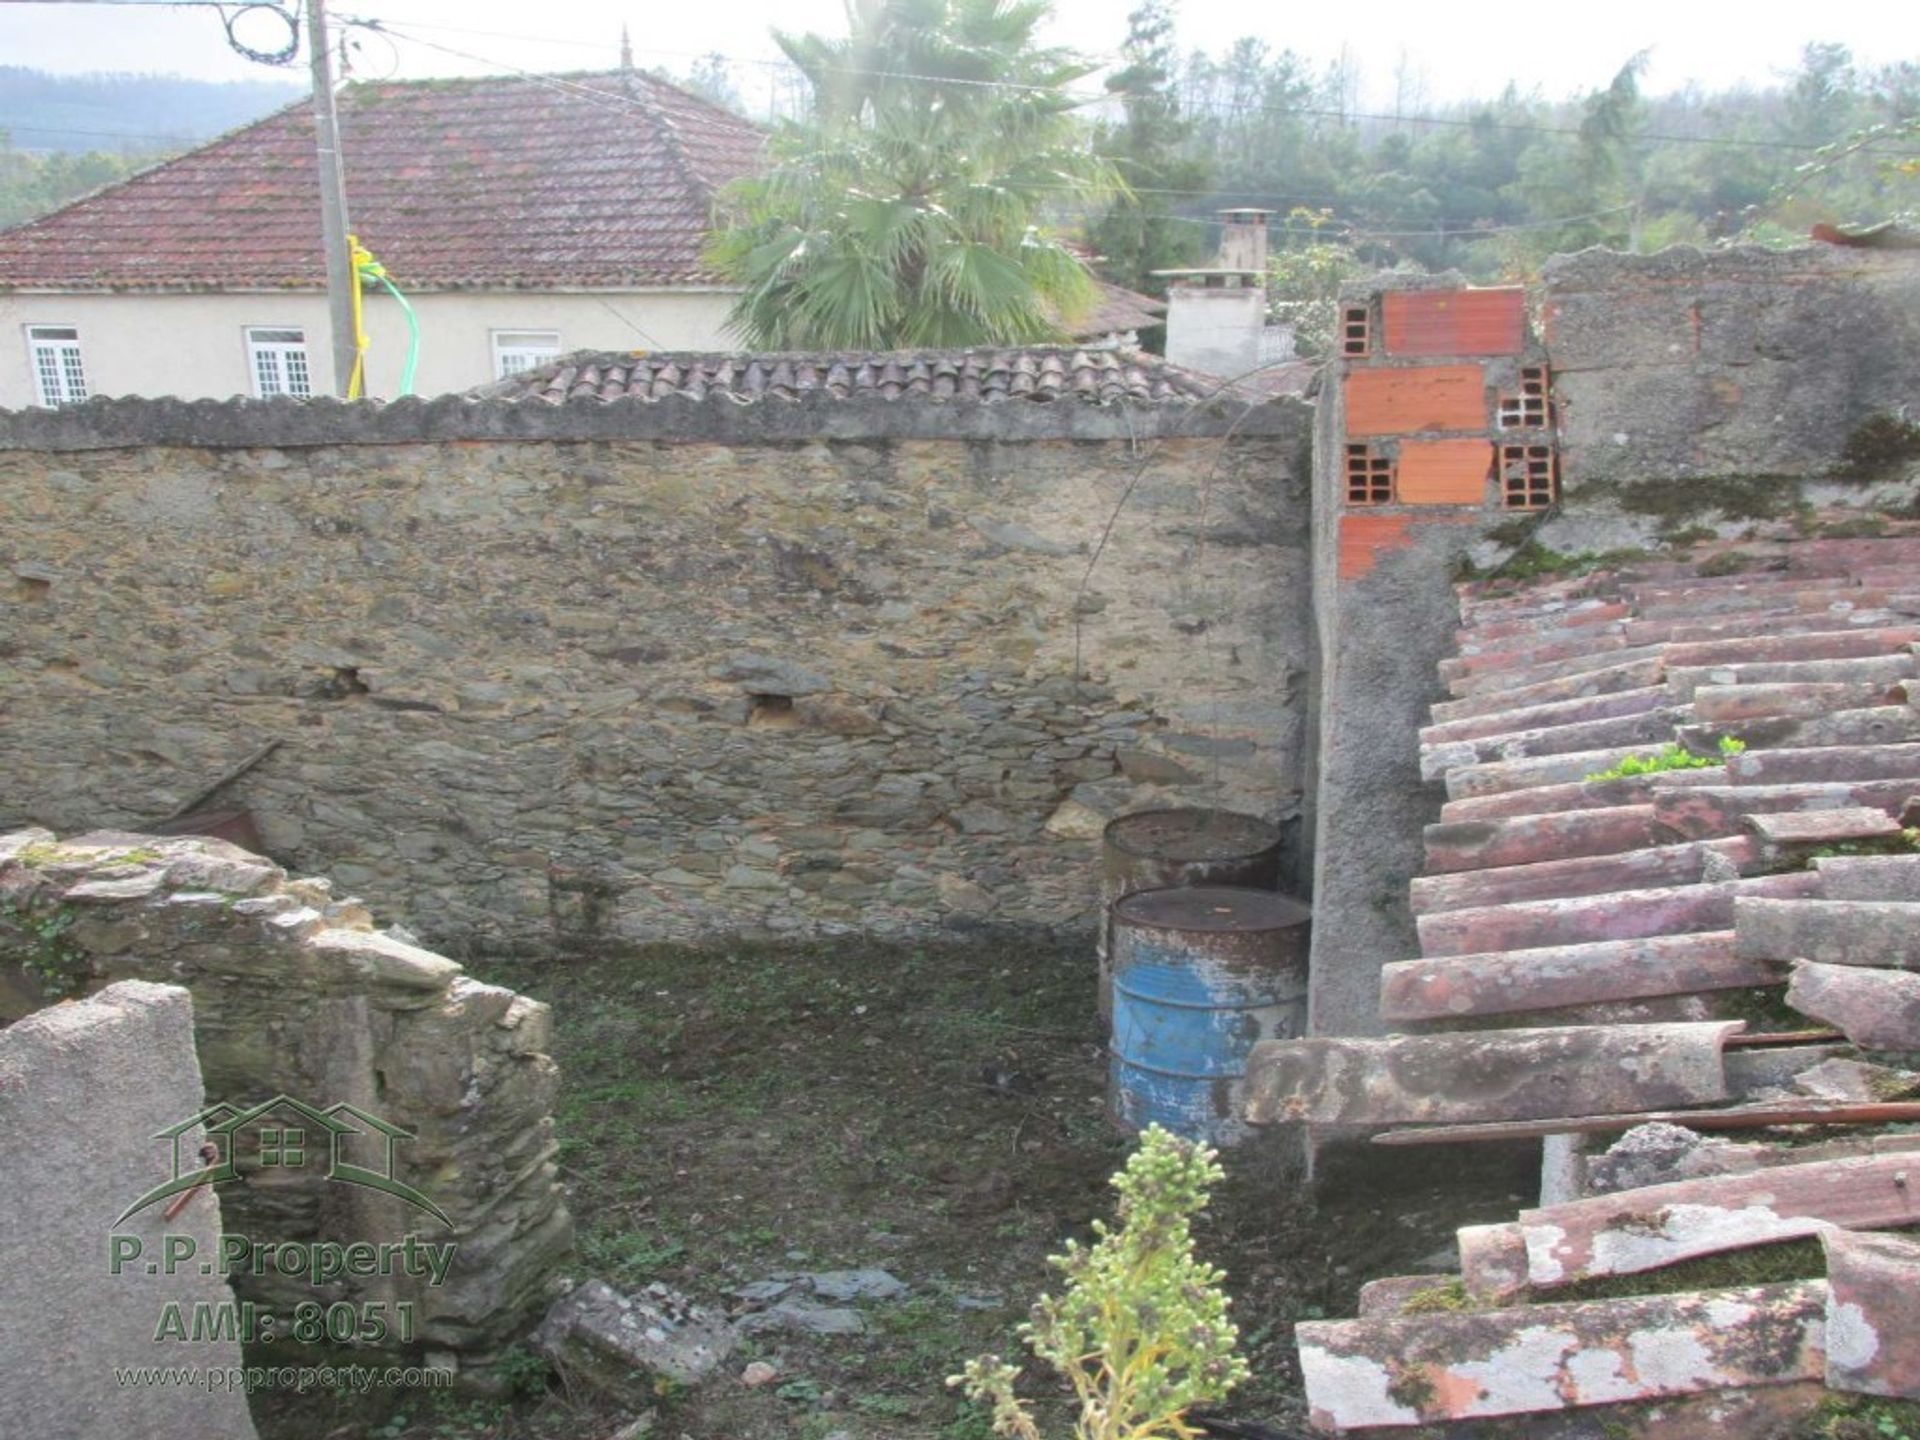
950, 1125, 1247, 1440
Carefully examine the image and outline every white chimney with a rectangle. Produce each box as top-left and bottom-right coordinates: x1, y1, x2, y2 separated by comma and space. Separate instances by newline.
1156, 209, 1274, 380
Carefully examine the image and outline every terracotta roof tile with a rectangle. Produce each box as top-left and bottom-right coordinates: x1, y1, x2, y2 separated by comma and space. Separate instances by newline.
1259, 535, 1920, 1432
0, 70, 766, 291
484, 346, 1220, 406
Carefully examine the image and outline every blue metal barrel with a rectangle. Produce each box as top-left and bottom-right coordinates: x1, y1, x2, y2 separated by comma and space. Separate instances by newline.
1098, 809, 1285, 1027
1109, 885, 1311, 1146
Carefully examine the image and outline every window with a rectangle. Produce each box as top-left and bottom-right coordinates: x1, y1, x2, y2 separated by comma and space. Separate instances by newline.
246, 327, 313, 398
1500, 443, 1559, 509
26, 325, 87, 407
492, 330, 562, 379
1345, 443, 1394, 505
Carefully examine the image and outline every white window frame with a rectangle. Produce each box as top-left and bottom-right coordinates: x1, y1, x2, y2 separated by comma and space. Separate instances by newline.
25, 324, 87, 407
491, 329, 562, 380
244, 325, 313, 399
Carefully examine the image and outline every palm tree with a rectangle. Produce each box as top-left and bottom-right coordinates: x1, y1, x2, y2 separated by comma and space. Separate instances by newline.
707, 0, 1119, 350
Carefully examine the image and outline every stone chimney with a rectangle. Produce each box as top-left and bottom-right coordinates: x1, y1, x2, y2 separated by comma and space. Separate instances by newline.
1217, 208, 1273, 274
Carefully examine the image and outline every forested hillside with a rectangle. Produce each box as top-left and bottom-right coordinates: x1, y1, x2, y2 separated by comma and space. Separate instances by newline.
1090, 11, 1918, 311
0, 66, 299, 227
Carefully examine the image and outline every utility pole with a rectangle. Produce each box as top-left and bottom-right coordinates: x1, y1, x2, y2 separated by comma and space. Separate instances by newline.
306, 0, 357, 396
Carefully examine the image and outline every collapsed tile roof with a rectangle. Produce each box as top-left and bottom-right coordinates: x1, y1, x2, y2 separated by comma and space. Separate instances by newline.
0, 70, 766, 291
1246, 534, 1920, 1432
483, 347, 1223, 406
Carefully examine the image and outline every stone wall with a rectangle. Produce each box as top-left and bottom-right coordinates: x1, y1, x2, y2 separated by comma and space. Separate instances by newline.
1539, 244, 1920, 547
0, 979, 258, 1440
0, 395, 1313, 954
0, 828, 572, 1366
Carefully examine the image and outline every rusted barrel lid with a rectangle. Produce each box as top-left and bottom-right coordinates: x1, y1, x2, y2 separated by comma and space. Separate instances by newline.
1103, 808, 1281, 864
1114, 885, 1310, 934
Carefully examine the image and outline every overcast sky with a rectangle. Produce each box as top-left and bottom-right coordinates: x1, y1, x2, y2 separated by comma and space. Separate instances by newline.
1, 0, 1914, 114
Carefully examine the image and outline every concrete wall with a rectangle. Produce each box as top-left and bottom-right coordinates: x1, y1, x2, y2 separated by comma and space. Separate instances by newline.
0, 289, 739, 406
1542, 244, 1920, 491
0, 394, 1314, 956
1164, 283, 1266, 381
0, 979, 258, 1440
0, 828, 572, 1364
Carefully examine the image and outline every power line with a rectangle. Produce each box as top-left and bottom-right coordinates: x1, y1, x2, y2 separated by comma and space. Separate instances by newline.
0, 120, 205, 144
334, 14, 1920, 157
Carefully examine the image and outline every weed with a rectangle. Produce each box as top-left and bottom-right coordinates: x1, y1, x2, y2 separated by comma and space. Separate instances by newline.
952, 1126, 1248, 1440
0, 901, 90, 998
1583, 736, 1745, 783
579, 1229, 688, 1285
1805, 1392, 1920, 1440
491, 1344, 552, 1400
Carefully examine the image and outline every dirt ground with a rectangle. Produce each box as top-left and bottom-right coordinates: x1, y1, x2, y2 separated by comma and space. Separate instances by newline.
275, 934, 1534, 1440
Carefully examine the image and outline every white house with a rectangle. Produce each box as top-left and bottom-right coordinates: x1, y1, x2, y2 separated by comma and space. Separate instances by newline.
0, 68, 768, 406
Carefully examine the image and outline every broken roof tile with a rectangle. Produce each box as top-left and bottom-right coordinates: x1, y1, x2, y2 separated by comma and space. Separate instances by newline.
1744, 807, 1904, 846
1517, 1151, 1920, 1289
1787, 960, 1920, 1050
1822, 1230, 1920, 1400
1243, 1022, 1742, 1127
1813, 854, 1920, 902
1295, 1282, 1826, 1430
1737, 898, 1920, 968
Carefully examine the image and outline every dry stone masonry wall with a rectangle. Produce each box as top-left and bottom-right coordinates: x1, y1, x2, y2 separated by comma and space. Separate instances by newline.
0, 828, 572, 1364
0, 397, 1313, 954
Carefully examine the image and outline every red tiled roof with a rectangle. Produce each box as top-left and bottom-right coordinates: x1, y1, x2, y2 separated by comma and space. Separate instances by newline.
1252, 533, 1920, 1432
486, 347, 1221, 406
0, 70, 766, 292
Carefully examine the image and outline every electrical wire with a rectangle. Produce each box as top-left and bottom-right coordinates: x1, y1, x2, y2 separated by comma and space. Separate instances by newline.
329, 13, 1920, 157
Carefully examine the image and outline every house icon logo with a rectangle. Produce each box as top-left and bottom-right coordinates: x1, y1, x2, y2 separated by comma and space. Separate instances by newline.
119, 1094, 452, 1228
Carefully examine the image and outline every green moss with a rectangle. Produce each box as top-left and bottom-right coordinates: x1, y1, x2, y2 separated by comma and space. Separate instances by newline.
1816, 515, 1892, 539
1398, 1278, 1474, 1315
1805, 830, 1920, 863
1835, 412, 1920, 481
1385, 1367, 1438, 1413
1696, 550, 1759, 577
1549, 1235, 1825, 1303
1617, 475, 1802, 525
1710, 982, 1807, 1031
1456, 541, 1655, 585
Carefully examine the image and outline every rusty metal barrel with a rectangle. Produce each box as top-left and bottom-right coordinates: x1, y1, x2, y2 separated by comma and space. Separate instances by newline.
1099, 809, 1283, 1025
1108, 886, 1311, 1146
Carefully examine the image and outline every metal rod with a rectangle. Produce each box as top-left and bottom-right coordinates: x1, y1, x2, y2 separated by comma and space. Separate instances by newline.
1373, 1100, 1920, 1147
306, 0, 357, 396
